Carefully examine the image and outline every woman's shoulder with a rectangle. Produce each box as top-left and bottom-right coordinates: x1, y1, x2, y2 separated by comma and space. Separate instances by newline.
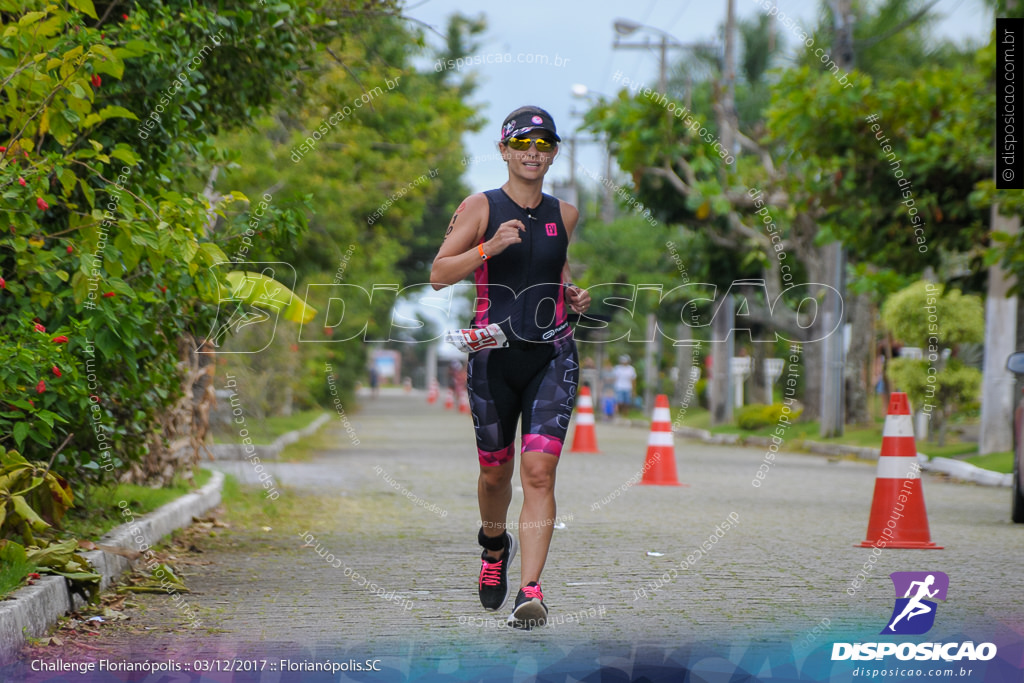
551, 196, 579, 227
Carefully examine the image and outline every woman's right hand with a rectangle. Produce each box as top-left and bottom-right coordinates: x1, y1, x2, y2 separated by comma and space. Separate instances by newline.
485, 219, 526, 257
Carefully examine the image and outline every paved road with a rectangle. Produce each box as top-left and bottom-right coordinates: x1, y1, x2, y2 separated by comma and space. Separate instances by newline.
12, 389, 1024, 681
207, 389, 1022, 639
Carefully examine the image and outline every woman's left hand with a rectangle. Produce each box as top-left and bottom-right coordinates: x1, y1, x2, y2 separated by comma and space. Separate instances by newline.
566, 285, 590, 314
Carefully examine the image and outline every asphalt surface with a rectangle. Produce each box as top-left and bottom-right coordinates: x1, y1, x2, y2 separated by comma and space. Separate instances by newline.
10, 388, 1024, 681
208, 389, 1021, 640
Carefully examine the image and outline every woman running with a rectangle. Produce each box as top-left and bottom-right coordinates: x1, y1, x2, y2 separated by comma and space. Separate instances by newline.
430, 105, 590, 629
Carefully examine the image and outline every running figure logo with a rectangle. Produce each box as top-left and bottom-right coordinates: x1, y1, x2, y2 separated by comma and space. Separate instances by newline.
882, 571, 949, 635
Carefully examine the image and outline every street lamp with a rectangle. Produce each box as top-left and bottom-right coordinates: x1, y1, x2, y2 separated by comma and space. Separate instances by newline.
611, 18, 687, 92
570, 84, 614, 224
613, 19, 642, 36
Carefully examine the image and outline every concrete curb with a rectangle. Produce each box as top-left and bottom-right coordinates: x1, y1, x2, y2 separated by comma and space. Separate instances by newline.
207, 412, 331, 460
622, 419, 1012, 488
0, 470, 224, 665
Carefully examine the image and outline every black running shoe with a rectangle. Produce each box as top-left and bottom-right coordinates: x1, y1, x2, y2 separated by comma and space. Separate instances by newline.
507, 581, 548, 629
478, 531, 517, 610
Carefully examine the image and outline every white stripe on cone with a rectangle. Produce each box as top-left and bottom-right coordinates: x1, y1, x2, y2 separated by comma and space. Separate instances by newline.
882, 414, 915, 437
652, 407, 671, 423
647, 432, 674, 447
875, 456, 921, 479
578, 394, 593, 409
576, 412, 595, 425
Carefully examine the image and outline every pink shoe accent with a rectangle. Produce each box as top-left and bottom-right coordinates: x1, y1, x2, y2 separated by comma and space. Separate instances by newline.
522, 584, 543, 601
479, 558, 504, 589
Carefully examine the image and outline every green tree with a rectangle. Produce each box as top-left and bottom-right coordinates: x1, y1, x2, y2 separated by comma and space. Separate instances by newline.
0, 0, 383, 487
881, 282, 983, 445
212, 11, 485, 408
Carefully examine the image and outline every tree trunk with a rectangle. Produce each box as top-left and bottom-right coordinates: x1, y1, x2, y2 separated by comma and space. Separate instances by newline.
710, 293, 735, 425
750, 334, 770, 404
673, 322, 694, 407
979, 209, 1018, 453
124, 334, 215, 486
844, 290, 872, 425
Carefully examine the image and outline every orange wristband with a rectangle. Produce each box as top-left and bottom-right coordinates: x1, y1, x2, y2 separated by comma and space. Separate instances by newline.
478, 244, 488, 260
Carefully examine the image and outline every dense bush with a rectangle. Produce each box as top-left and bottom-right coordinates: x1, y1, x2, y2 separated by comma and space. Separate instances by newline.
735, 403, 802, 430
0, 1, 329, 485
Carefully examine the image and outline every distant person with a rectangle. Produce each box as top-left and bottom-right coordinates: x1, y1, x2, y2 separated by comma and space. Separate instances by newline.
612, 355, 637, 416
429, 105, 591, 629
449, 360, 467, 396
601, 387, 616, 422
369, 366, 379, 399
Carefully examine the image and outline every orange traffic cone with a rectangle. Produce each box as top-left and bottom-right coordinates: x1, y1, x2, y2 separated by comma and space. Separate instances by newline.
427, 378, 439, 404
458, 388, 470, 414
570, 386, 600, 453
639, 394, 684, 486
858, 392, 942, 549
444, 388, 454, 411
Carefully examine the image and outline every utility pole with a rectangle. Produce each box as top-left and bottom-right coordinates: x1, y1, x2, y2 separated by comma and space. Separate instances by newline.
819, 0, 852, 438
709, 0, 738, 425
980, 0, 1020, 453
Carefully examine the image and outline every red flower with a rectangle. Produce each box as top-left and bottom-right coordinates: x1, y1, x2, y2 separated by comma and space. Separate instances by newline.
36, 197, 49, 211
0, 277, 5, 289
67, 245, 73, 253
36, 380, 45, 394
52, 366, 61, 377
103, 291, 115, 298
52, 335, 69, 343
34, 323, 45, 333
122, 13, 129, 20
91, 75, 101, 88
0, 146, 6, 152
28, 573, 40, 579
159, 285, 167, 293
27, 399, 34, 407
18, 177, 25, 186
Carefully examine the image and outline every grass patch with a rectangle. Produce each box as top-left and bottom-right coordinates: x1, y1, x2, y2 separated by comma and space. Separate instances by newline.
211, 409, 324, 445
662, 401, 987, 460
278, 423, 341, 462
965, 450, 1014, 474
918, 441, 980, 460
60, 468, 213, 541
218, 472, 343, 534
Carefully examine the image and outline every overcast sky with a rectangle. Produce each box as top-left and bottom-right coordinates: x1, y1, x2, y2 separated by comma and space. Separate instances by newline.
403, 0, 990, 196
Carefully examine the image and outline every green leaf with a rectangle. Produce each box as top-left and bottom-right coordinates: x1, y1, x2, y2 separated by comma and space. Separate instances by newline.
11, 495, 49, 531
109, 145, 140, 165
26, 539, 78, 566
78, 178, 95, 210
69, 0, 98, 19
95, 327, 119, 358
19, 11, 45, 26
58, 168, 76, 195
13, 421, 29, 448
199, 242, 228, 264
